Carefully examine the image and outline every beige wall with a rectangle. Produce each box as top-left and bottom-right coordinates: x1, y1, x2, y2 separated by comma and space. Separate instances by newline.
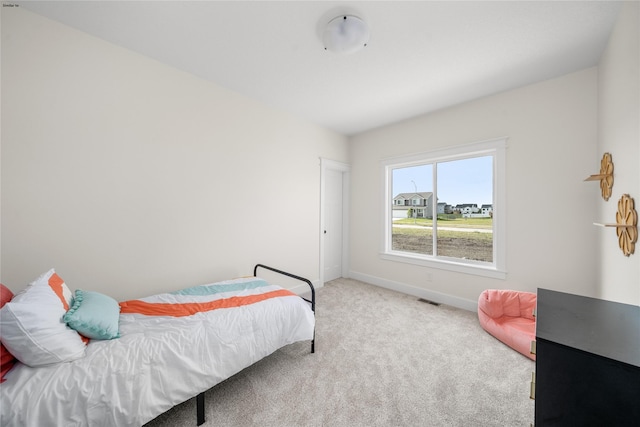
1, 9, 348, 299
2, 6, 638, 309
597, 1, 640, 305
349, 68, 599, 309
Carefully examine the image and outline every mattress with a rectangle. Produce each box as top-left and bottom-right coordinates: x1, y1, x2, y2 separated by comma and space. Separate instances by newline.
0, 277, 315, 426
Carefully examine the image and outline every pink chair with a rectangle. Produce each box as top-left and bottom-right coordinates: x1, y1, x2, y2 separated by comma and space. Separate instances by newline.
477, 289, 536, 360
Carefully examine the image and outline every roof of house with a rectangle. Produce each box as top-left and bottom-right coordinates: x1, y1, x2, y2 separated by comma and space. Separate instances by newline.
393, 192, 432, 200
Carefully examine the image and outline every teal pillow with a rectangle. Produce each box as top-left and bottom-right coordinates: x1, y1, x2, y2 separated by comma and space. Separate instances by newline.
63, 290, 121, 340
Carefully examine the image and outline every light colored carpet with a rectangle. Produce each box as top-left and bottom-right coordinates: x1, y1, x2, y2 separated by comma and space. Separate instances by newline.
145, 278, 535, 426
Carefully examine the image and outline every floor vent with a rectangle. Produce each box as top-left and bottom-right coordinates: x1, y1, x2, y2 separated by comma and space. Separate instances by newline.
418, 298, 441, 306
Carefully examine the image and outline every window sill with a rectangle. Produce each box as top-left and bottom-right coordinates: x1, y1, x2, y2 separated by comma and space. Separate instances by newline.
380, 252, 507, 280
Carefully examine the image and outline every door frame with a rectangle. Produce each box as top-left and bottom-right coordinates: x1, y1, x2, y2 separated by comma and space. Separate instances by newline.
319, 158, 351, 285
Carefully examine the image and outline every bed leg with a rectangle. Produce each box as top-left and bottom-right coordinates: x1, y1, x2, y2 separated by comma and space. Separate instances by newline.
196, 392, 205, 426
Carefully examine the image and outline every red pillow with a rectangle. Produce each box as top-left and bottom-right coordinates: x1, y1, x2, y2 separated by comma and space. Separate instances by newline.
1, 284, 18, 382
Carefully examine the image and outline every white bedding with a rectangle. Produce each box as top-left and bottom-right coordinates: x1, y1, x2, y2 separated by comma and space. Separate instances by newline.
0, 277, 315, 426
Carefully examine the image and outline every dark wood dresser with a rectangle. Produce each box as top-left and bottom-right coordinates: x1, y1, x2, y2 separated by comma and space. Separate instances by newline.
534, 288, 640, 426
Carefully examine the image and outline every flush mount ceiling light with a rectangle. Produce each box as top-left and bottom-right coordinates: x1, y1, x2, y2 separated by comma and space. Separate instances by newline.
323, 15, 369, 54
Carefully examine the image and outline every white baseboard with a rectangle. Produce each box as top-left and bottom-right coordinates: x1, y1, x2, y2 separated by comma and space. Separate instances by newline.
348, 271, 477, 312
290, 279, 323, 298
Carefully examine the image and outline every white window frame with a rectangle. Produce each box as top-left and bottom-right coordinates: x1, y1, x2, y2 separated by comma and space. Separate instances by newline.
381, 137, 507, 280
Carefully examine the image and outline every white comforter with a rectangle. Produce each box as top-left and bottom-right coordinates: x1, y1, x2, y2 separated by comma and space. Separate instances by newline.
0, 277, 315, 426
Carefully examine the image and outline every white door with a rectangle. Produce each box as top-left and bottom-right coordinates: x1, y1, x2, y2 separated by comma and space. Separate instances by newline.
324, 168, 343, 282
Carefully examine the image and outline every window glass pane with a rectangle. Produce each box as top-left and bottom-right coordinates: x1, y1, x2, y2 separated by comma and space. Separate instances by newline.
382, 137, 505, 277
436, 156, 493, 262
391, 164, 433, 255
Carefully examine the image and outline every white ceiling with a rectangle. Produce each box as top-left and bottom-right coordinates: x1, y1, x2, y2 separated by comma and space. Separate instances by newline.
21, 1, 622, 136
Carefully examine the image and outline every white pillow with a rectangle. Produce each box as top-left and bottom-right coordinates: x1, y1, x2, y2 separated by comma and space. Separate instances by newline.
0, 269, 86, 367
12, 268, 74, 309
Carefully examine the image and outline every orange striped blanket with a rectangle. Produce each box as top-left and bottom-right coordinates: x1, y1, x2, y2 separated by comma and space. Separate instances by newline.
119, 277, 297, 317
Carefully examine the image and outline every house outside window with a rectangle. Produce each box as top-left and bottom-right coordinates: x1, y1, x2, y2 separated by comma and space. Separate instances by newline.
382, 137, 506, 279
392, 192, 433, 219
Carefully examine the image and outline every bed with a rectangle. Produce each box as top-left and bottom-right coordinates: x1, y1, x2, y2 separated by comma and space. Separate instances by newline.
0, 264, 315, 426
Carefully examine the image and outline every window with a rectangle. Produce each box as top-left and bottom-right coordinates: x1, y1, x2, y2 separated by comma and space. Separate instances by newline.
382, 137, 506, 279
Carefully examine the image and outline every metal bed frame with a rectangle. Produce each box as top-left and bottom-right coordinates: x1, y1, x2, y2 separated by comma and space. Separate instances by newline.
194, 264, 316, 425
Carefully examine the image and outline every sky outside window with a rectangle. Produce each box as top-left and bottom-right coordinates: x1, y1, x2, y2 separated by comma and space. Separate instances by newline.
392, 156, 493, 206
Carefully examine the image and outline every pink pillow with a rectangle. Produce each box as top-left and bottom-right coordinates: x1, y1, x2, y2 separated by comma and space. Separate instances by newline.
518, 292, 537, 320
478, 289, 536, 319
0, 284, 17, 382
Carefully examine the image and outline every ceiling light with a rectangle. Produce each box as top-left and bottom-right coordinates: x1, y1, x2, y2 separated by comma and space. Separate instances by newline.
323, 15, 369, 54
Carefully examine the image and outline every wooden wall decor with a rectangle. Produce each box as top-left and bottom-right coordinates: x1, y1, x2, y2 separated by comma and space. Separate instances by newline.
615, 194, 637, 256
595, 194, 638, 256
584, 152, 614, 201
